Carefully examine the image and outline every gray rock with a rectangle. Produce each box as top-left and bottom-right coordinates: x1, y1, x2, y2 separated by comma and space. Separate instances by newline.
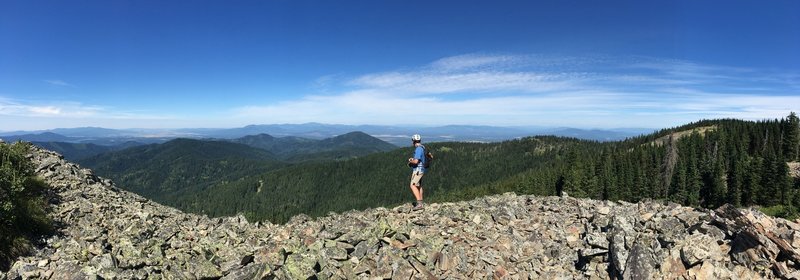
5, 144, 799, 280
282, 253, 319, 279
586, 232, 609, 249
221, 262, 265, 280
623, 234, 659, 280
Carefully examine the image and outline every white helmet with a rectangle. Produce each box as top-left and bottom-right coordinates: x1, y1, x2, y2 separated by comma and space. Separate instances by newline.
411, 134, 422, 141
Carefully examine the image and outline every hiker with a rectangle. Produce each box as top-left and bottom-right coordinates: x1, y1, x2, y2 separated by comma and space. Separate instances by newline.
407, 134, 427, 210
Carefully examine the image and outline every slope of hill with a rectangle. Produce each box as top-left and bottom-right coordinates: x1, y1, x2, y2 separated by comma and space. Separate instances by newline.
5, 144, 799, 279
175, 136, 576, 223
78, 138, 282, 204
0, 132, 74, 142
30, 141, 142, 161
231, 131, 397, 161
77, 132, 398, 214
165, 115, 799, 224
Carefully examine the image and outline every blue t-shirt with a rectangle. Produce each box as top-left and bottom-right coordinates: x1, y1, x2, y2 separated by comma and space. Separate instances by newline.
412, 145, 427, 173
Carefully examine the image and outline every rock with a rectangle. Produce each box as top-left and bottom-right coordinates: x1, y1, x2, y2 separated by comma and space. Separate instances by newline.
393, 260, 416, 280
6, 145, 800, 279
240, 254, 255, 266
189, 259, 223, 279
623, 234, 659, 280
655, 217, 685, 244
221, 263, 265, 280
680, 233, 722, 267
585, 232, 609, 249
609, 215, 635, 275
283, 253, 319, 279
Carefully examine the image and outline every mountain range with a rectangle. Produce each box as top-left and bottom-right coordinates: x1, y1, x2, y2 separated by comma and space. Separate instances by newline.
75, 131, 398, 205
72, 115, 800, 224
0, 123, 653, 147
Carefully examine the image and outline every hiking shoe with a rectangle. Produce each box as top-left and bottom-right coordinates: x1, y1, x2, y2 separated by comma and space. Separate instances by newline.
412, 204, 424, 211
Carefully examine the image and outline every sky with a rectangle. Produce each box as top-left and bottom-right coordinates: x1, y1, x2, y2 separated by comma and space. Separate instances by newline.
1, 0, 799, 131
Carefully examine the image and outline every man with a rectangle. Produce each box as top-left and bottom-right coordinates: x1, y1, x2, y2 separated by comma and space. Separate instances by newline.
407, 134, 427, 210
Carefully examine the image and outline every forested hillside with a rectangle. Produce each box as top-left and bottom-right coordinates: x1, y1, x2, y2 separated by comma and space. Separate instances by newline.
78, 132, 398, 206
231, 131, 397, 161
31, 141, 141, 161
176, 114, 800, 223
78, 138, 283, 204
461, 113, 800, 217
81, 114, 800, 224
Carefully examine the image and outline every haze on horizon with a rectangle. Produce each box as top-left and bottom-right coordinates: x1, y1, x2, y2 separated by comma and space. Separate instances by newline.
1, 1, 799, 131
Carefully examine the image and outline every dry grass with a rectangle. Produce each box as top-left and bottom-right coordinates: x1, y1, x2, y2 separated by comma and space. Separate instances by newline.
789, 162, 800, 179
648, 125, 717, 147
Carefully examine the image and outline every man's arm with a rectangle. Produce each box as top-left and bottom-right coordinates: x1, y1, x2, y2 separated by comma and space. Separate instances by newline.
408, 147, 424, 165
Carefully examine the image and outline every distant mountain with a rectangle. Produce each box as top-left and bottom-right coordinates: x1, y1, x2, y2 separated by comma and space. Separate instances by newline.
49, 127, 133, 137
231, 134, 318, 157
78, 138, 282, 204
3, 124, 653, 147
0, 132, 74, 142
31, 142, 122, 161
318, 131, 397, 151
230, 131, 397, 161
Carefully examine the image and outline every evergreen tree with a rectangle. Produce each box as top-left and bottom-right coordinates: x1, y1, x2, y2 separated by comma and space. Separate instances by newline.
761, 152, 779, 206
783, 112, 800, 161
776, 154, 792, 204
742, 157, 762, 206
728, 158, 744, 207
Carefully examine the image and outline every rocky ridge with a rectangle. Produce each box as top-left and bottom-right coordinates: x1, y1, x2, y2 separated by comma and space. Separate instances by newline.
5, 145, 800, 279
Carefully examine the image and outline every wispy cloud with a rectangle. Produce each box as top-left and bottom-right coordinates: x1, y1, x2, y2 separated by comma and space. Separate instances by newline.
43, 79, 75, 87
0, 98, 101, 117
234, 53, 800, 128
429, 53, 518, 71
0, 97, 192, 130
5, 54, 799, 130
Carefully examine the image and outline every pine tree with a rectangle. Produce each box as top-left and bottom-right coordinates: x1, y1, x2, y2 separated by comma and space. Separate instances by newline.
783, 112, 800, 161
777, 153, 792, 204
743, 157, 762, 206
761, 152, 779, 206
669, 157, 688, 204
728, 158, 744, 207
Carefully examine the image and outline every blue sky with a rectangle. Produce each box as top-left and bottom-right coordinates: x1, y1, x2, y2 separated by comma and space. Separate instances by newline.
1, 1, 799, 131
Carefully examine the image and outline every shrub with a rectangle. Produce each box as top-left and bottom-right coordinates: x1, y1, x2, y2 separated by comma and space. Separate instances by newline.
0, 142, 53, 271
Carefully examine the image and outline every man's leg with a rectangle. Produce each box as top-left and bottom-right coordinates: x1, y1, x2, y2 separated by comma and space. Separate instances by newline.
410, 172, 424, 202
410, 182, 422, 201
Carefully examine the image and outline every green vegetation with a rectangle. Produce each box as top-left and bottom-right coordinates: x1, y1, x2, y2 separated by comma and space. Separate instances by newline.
78, 138, 284, 205
32, 141, 117, 161
0, 142, 53, 271
232, 131, 398, 162
77, 132, 398, 206
82, 114, 800, 224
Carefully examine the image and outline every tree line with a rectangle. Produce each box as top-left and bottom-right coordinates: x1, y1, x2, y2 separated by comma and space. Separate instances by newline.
77, 113, 800, 224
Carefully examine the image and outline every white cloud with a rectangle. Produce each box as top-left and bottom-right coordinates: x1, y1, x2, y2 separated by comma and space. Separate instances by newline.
429, 54, 517, 71
0, 97, 197, 130
232, 54, 800, 128
6, 54, 800, 130
28, 106, 61, 115
0, 99, 106, 118
43, 79, 75, 87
